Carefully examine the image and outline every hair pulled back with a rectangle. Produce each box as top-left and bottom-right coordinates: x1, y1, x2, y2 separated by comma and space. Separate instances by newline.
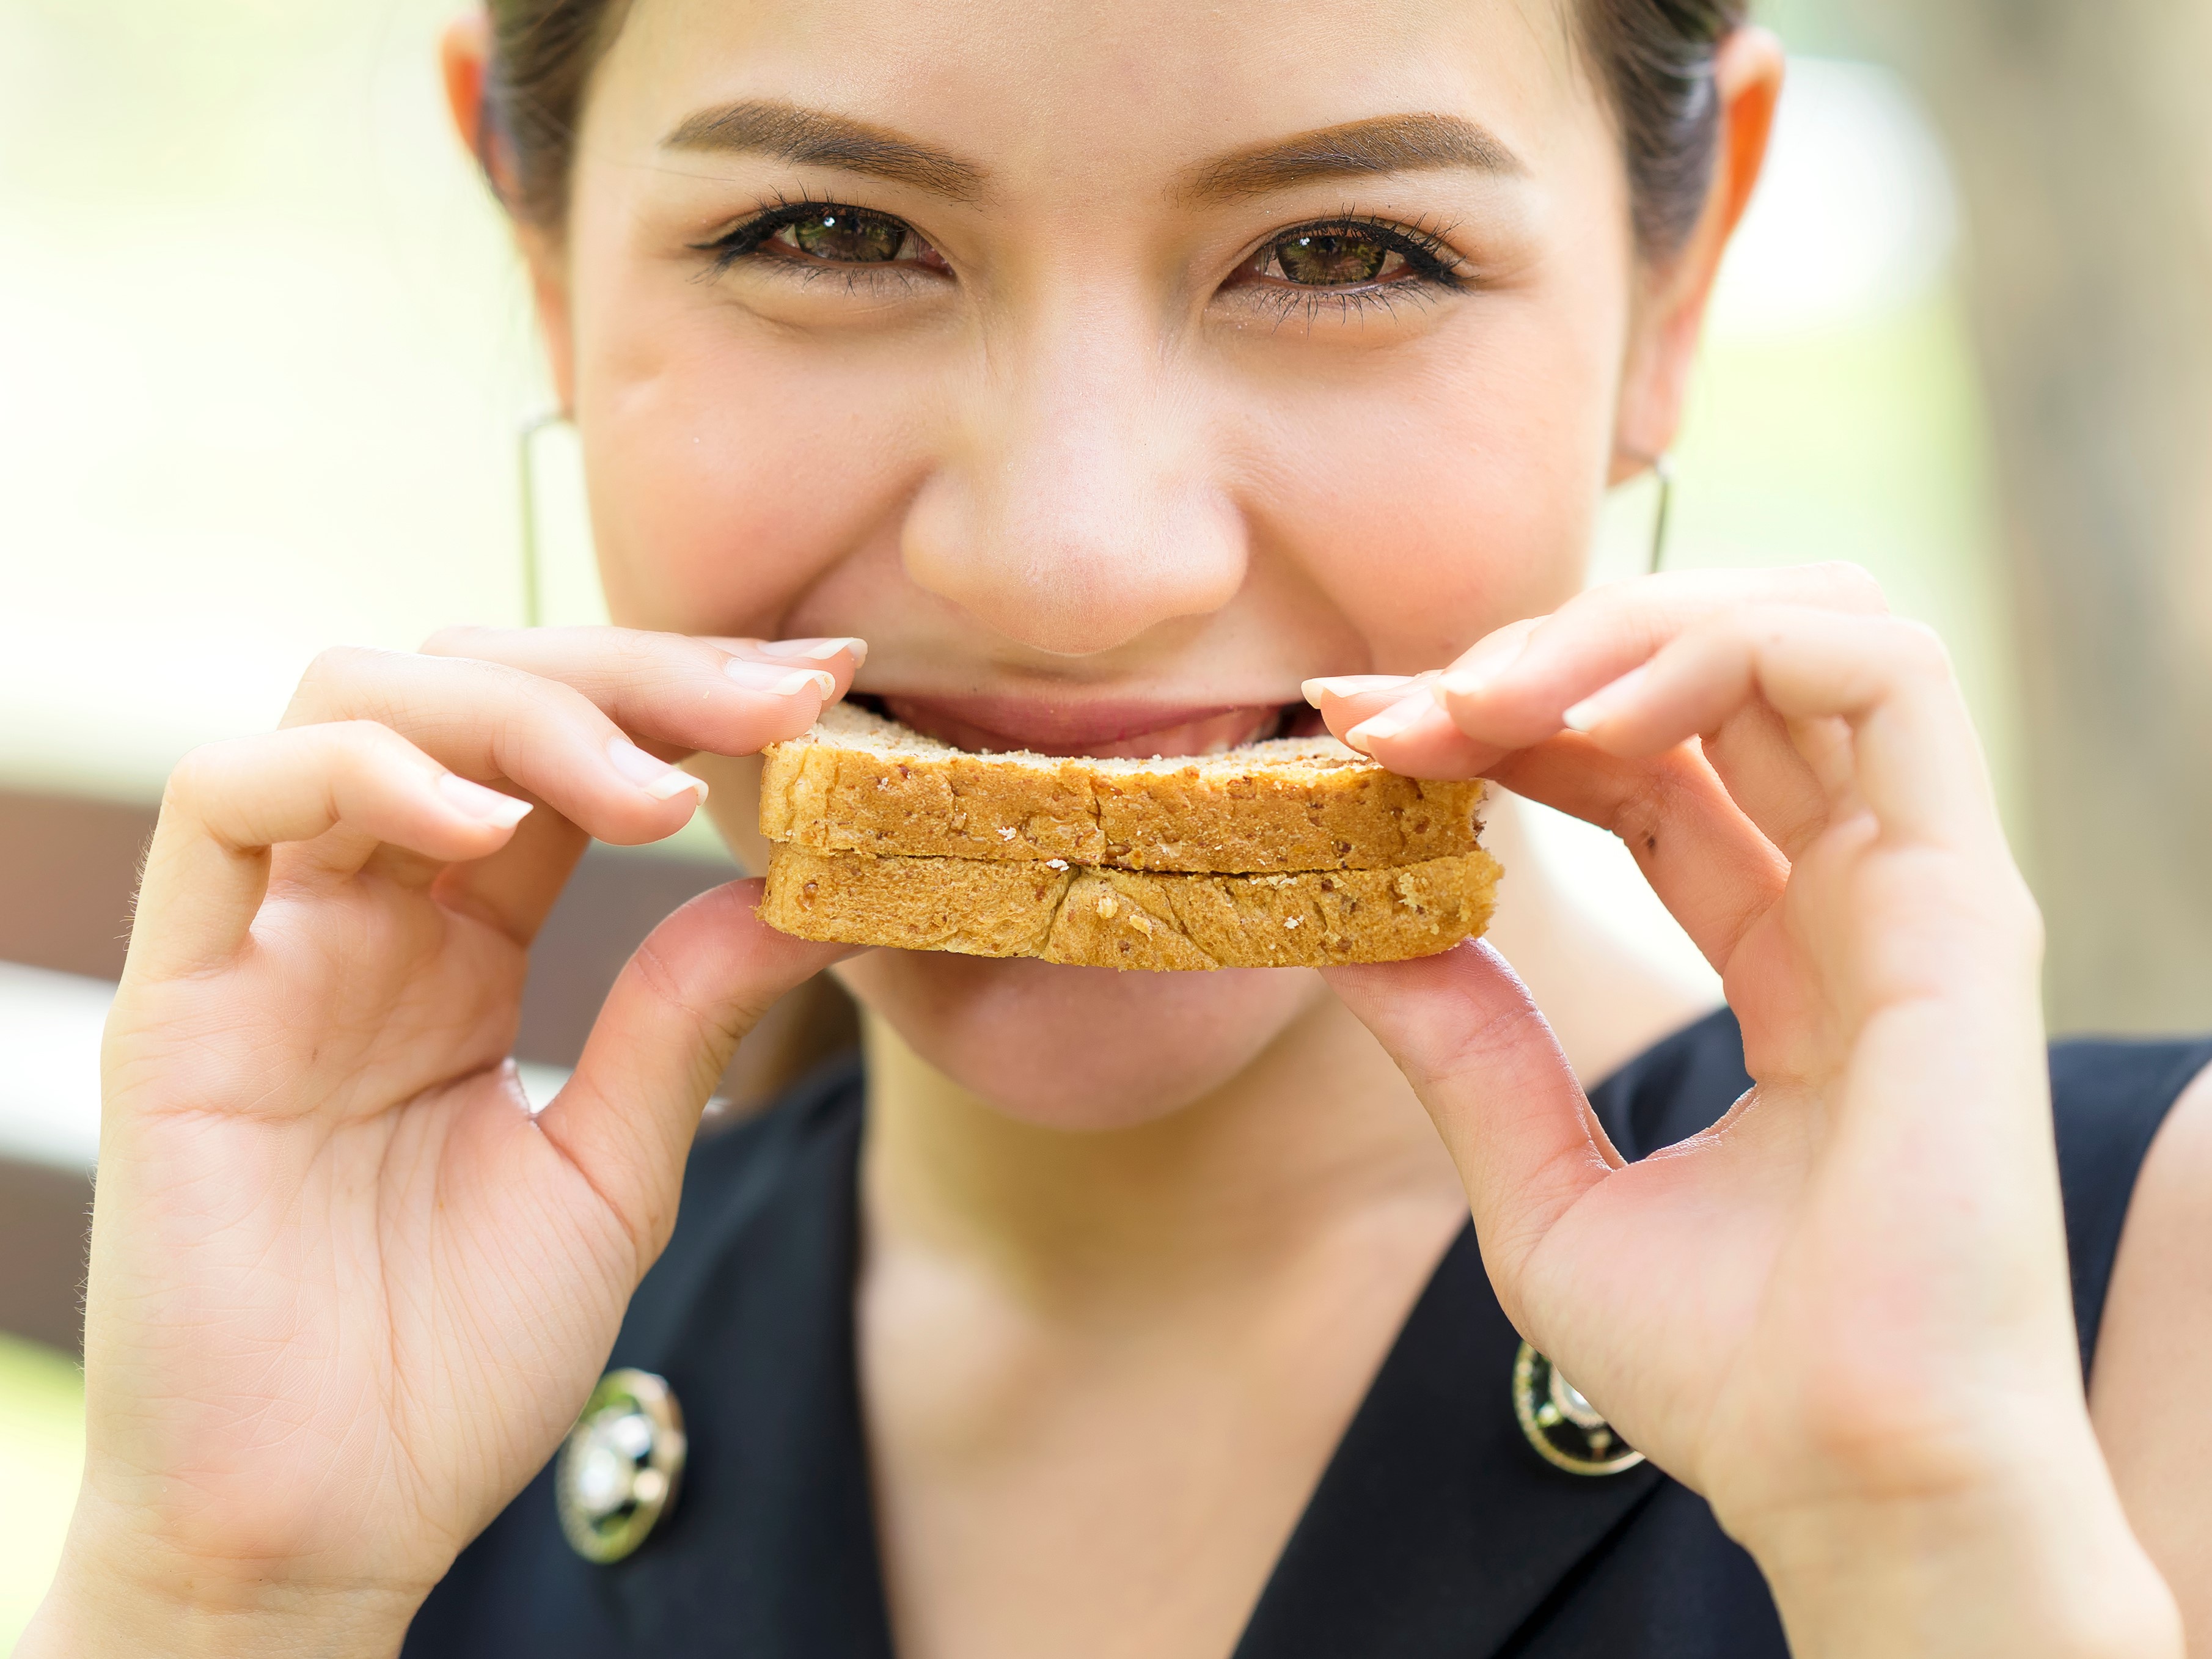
480, 0, 1746, 258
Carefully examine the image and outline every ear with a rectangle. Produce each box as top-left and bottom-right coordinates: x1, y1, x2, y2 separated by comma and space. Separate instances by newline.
440, 10, 579, 414
1610, 26, 1785, 485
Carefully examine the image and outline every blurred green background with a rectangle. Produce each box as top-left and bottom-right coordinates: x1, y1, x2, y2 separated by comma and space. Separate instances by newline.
8, 0, 2207, 1643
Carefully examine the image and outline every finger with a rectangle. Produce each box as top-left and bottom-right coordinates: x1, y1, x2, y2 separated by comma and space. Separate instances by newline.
1693, 698, 1834, 861
1323, 942, 1616, 1333
131, 723, 532, 981
1337, 684, 1500, 778
419, 626, 859, 758
532, 881, 857, 1270
1437, 564, 1889, 753
1305, 626, 1547, 777
1561, 607, 2004, 852
284, 648, 717, 851
1302, 672, 1424, 722
1304, 675, 1501, 781
427, 804, 591, 945
1487, 736, 1789, 970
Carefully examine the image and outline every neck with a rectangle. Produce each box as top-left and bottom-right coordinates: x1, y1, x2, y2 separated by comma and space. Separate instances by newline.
861, 984, 1463, 1305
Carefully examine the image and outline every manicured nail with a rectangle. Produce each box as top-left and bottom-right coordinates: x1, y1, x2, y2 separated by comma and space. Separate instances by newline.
1302, 674, 1417, 708
1437, 667, 1492, 700
1344, 689, 1437, 753
1563, 665, 1650, 734
725, 658, 838, 697
606, 738, 711, 802
438, 774, 533, 829
756, 636, 867, 665
1439, 624, 1538, 701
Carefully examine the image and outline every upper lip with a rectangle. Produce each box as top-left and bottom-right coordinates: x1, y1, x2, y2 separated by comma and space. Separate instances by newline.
878, 694, 1296, 757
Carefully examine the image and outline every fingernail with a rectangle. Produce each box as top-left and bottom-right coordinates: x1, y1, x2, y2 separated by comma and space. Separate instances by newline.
606, 738, 711, 802
1563, 665, 1650, 734
1440, 625, 1538, 701
1302, 674, 1417, 708
756, 636, 867, 665
725, 658, 838, 697
438, 774, 533, 829
1437, 667, 1492, 700
1344, 689, 1437, 754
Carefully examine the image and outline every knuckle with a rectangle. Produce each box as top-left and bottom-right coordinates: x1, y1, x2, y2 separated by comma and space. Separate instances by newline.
419, 624, 490, 657
1807, 560, 1890, 613
300, 643, 383, 689
321, 718, 423, 774
1885, 618, 1954, 680
162, 742, 230, 810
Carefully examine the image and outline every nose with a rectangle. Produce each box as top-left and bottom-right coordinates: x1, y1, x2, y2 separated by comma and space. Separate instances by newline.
901, 306, 1247, 658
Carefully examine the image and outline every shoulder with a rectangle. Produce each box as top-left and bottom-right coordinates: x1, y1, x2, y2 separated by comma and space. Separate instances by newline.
2045, 1036, 2212, 1372
2084, 1052, 2212, 1635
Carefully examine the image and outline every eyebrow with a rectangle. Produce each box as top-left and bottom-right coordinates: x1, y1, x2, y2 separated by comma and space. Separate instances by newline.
661, 100, 989, 203
1179, 114, 1525, 202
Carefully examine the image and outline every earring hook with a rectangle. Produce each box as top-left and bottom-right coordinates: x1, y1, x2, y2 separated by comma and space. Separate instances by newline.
1644, 453, 1676, 578
518, 410, 568, 629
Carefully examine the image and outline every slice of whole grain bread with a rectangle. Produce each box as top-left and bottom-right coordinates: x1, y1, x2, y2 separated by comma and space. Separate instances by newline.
760, 843, 1502, 972
758, 702, 1487, 873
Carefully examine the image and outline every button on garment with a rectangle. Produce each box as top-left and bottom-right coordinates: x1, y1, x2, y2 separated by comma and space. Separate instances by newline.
404, 1013, 2212, 1658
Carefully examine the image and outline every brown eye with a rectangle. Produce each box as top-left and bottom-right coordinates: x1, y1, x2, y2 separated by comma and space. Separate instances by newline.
1266, 228, 1402, 287
778, 209, 912, 263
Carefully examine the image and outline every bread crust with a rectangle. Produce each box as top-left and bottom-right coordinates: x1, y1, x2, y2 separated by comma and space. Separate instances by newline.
759, 703, 1486, 873
760, 844, 1503, 971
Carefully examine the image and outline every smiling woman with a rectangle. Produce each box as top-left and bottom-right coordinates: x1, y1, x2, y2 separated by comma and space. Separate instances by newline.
16, 2, 2212, 1658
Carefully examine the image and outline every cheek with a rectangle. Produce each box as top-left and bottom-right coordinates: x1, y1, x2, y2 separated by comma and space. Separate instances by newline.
569, 266, 938, 634
838, 953, 1326, 1130
1232, 304, 1619, 671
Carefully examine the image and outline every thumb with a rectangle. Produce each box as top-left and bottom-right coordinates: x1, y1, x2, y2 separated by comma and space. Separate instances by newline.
533, 878, 854, 1272
1322, 942, 1620, 1326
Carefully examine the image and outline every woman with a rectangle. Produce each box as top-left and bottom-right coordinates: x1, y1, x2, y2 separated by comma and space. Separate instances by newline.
22, 0, 2212, 1652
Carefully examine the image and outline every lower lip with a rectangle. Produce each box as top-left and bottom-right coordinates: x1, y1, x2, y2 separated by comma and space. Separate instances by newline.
882, 697, 1293, 759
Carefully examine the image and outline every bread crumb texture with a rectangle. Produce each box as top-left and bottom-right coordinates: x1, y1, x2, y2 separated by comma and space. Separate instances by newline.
761, 844, 1503, 971
760, 703, 1486, 873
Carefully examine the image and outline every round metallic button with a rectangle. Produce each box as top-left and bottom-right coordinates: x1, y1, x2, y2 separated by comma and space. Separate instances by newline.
1512, 1342, 1646, 1477
557, 1369, 687, 1564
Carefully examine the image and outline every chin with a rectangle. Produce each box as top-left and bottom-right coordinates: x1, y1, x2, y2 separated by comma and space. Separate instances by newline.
835, 950, 1325, 1132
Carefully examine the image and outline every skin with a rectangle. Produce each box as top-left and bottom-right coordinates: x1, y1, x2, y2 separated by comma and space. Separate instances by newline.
23, 1, 2212, 1654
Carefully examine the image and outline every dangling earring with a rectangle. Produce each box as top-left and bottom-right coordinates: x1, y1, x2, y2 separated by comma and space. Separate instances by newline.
517, 410, 569, 629
1645, 453, 1676, 577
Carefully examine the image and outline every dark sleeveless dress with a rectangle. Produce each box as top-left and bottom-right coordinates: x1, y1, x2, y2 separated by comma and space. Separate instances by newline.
404, 1011, 2211, 1658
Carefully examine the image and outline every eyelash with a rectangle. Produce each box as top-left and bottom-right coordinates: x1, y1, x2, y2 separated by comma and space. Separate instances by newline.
1230, 213, 1471, 326
690, 191, 940, 285
690, 194, 1473, 315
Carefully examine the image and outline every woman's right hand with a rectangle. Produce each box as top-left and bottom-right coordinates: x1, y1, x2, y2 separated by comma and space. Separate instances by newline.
21, 627, 863, 1658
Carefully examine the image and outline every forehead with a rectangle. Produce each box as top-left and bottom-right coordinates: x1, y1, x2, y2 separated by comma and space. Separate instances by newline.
591, 0, 1599, 189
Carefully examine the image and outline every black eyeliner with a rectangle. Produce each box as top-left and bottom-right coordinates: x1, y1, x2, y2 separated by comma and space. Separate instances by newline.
1261, 214, 1471, 290
688, 191, 926, 277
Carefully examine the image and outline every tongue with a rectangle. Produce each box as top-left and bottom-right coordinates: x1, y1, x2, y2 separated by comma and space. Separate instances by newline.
882, 697, 1285, 760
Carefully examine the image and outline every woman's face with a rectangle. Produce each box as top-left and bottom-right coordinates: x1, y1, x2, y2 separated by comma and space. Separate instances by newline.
533, 0, 1707, 1128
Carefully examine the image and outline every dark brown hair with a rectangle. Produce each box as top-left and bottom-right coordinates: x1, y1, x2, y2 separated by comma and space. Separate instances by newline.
482, 0, 1746, 259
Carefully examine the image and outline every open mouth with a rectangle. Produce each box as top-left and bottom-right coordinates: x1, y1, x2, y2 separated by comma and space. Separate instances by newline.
871, 695, 1327, 760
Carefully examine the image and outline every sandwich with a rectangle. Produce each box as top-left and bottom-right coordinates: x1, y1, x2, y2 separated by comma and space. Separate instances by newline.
755, 703, 1501, 971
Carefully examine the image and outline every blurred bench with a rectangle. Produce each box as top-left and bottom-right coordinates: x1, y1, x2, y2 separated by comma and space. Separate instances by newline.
0, 789, 856, 1353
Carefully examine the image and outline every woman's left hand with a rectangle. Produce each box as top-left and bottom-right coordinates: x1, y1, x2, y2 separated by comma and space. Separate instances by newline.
1307, 565, 2181, 1658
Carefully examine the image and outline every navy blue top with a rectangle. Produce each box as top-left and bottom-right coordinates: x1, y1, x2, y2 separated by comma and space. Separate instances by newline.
405, 1011, 2211, 1657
